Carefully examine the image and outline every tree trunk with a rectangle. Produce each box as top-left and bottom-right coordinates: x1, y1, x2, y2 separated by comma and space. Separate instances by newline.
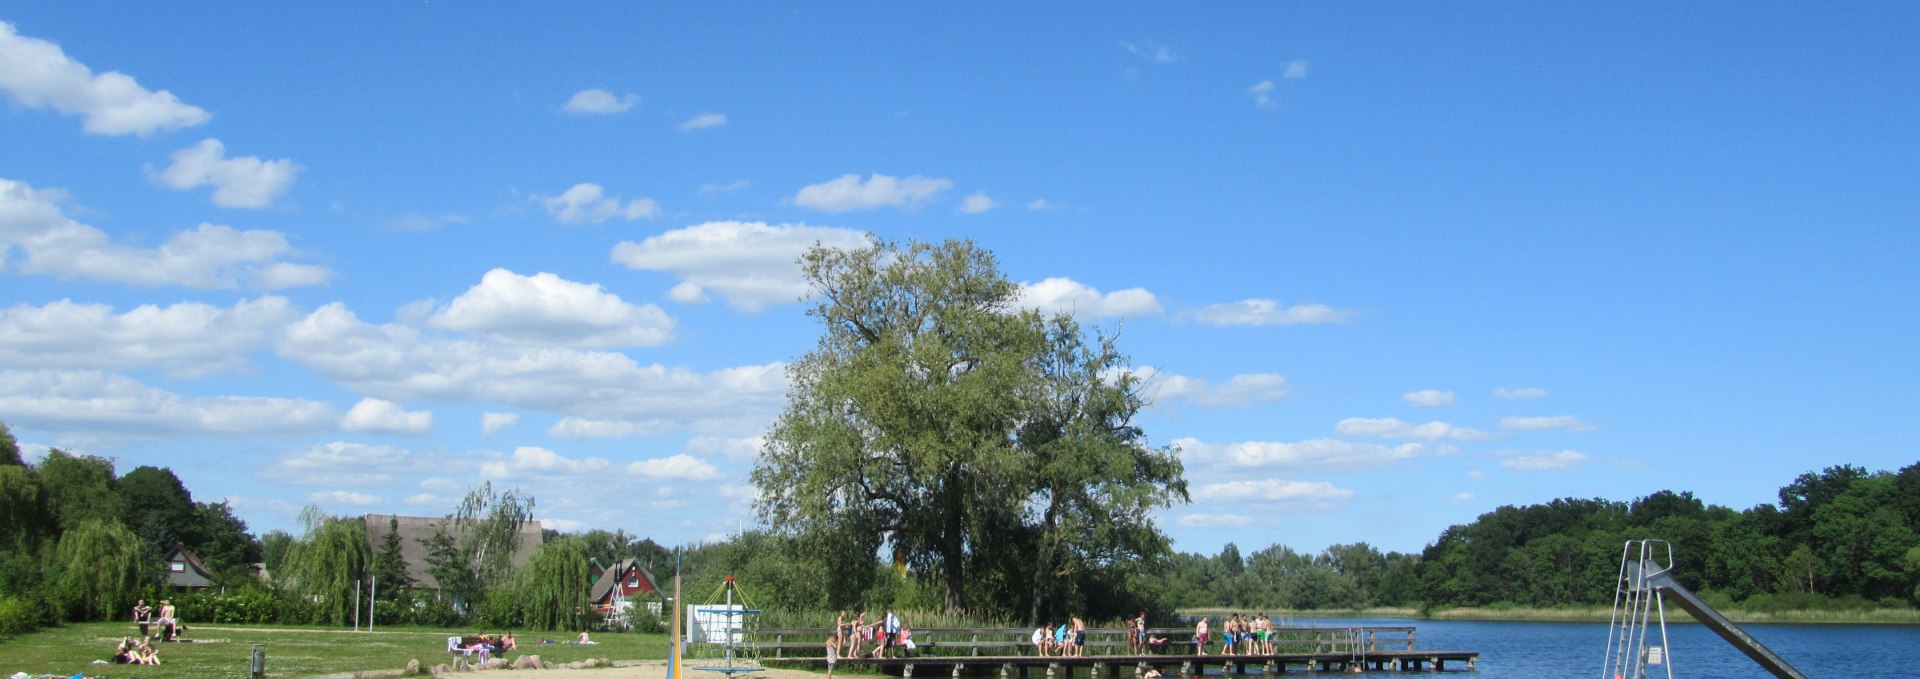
942, 466, 967, 614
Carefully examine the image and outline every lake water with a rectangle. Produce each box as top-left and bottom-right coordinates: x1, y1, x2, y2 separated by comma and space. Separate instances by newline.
1273, 617, 1920, 678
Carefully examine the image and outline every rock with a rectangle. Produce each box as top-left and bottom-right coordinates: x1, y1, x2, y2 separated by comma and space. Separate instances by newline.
452, 658, 469, 672
432, 662, 451, 676
511, 655, 538, 670
583, 658, 599, 668
568, 661, 584, 670
484, 658, 509, 670
406, 658, 421, 675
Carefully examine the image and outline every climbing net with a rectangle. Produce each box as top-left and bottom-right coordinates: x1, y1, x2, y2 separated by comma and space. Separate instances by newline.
687, 576, 762, 676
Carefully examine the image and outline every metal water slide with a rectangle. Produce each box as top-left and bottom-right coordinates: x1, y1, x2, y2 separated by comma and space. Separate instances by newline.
1603, 540, 1807, 679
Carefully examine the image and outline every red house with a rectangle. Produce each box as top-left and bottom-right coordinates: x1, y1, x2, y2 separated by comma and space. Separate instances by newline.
588, 558, 661, 620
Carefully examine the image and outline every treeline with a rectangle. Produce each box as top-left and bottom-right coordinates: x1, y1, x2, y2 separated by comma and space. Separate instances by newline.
1137, 463, 1920, 615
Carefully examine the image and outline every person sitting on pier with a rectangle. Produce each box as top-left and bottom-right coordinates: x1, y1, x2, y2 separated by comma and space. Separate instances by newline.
899, 625, 917, 657
1054, 622, 1069, 657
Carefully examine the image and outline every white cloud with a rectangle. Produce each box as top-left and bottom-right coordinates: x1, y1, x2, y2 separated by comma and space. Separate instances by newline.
1501, 450, 1592, 471
309, 490, 382, 507
1452, 492, 1476, 501
1017, 278, 1162, 318
684, 436, 765, 464
1122, 366, 1288, 408
1404, 390, 1455, 407
1335, 417, 1489, 441
0, 178, 330, 289
0, 369, 335, 440
1249, 80, 1278, 109
1176, 513, 1254, 528
0, 296, 295, 376
1027, 199, 1061, 211
480, 446, 611, 479
1194, 479, 1354, 504
562, 88, 638, 115
427, 268, 675, 347
260, 441, 418, 486
0, 21, 210, 136
666, 282, 709, 304
278, 303, 788, 435
1495, 387, 1549, 399
541, 183, 659, 224
1177, 436, 1431, 472
481, 412, 518, 436
960, 192, 998, 214
628, 454, 723, 480
419, 477, 459, 492
1467, 469, 1486, 479
1284, 60, 1310, 79
610, 220, 872, 311
1500, 415, 1598, 432
153, 139, 300, 208
679, 113, 727, 130
341, 398, 434, 435
792, 173, 951, 212
1193, 299, 1353, 327
1120, 41, 1178, 64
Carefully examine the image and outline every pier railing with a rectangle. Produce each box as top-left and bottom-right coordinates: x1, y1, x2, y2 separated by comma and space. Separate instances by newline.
757, 625, 1416, 658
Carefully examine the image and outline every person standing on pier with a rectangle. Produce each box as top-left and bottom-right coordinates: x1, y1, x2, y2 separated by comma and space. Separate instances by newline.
1071, 616, 1086, 657
1194, 616, 1209, 656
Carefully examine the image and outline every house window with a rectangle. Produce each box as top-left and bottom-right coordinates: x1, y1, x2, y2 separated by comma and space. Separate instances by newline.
170, 562, 185, 572
626, 577, 638, 588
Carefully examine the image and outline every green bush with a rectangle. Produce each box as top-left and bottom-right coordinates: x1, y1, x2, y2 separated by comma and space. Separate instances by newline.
0, 592, 45, 635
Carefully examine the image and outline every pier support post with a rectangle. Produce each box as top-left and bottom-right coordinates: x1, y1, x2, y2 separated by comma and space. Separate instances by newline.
905, 664, 915, 678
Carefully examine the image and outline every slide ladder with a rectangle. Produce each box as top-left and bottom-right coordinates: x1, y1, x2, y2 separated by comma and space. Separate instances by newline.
1602, 540, 1806, 679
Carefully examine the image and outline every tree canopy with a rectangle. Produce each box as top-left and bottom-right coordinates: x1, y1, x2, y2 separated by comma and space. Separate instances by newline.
754, 238, 1186, 620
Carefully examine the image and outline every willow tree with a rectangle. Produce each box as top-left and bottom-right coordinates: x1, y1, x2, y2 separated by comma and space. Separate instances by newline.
508, 537, 592, 631
54, 518, 148, 620
282, 507, 370, 625
754, 238, 1186, 616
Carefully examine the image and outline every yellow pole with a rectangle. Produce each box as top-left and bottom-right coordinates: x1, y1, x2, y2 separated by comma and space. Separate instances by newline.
670, 550, 682, 679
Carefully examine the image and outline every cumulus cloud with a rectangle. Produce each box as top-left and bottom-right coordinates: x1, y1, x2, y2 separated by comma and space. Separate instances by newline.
1335, 417, 1489, 441
0, 296, 295, 376
1284, 60, 1310, 79
0, 369, 334, 440
960, 192, 998, 214
309, 490, 381, 506
1249, 80, 1278, 109
0, 178, 330, 289
480, 446, 611, 479
1177, 436, 1431, 472
541, 183, 659, 224
1404, 390, 1455, 407
1121, 366, 1288, 408
1192, 299, 1353, 327
1500, 415, 1598, 432
427, 269, 675, 347
277, 303, 788, 435
683, 436, 764, 464
387, 212, 469, 232
562, 88, 638, 115
1194, 479, 1354, 505
1017, 278, 1162, 318
341, 398, 434, 435
0, 21, 210, 136
792, 173, 951, 212
1495, 387, 1548, 399
1027, 199, 1061, 211
679, 113, 727, 130
627, 454, 723, 480
1176, 513, 1254, 528
610, 221, 872, 312
260, 441, 418, 486
153, 139, 300, 208
1501, 450, 1591, 471
481, 412, 518, 436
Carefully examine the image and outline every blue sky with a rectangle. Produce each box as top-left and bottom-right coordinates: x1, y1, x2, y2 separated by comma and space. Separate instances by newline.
2, 3, 1916, 555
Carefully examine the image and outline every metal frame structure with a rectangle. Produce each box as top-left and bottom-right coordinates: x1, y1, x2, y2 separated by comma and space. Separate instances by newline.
1603, 539, 1807, 679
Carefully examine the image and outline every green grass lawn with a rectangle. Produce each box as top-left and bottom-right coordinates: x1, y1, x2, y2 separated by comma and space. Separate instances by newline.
0, 623, 670, 678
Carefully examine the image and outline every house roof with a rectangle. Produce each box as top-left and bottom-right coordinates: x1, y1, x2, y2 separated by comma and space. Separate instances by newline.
588, 558, 661, 605
164, 544, 216, 588
362, 514, 544, 590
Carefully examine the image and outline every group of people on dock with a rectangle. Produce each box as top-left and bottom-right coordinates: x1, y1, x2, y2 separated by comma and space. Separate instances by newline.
828, 609, 915, 662
1192, 612, 1280, 656
1031, 616, 1088, 657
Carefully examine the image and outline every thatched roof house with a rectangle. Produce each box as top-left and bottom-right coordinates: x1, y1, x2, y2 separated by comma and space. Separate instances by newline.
362, 513, 544, 590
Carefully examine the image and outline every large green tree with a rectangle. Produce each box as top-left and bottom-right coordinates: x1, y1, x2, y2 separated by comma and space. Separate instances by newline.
282, 507, 371, 625
53, 518, 149, 621
754, 238, 1186, 617
37, 449, 123, 533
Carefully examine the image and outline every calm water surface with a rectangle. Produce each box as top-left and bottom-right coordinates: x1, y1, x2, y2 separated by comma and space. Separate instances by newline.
1271, 617, 1920, 678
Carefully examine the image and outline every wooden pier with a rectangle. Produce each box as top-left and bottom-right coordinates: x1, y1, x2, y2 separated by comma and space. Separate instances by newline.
755, 626, 1478, 675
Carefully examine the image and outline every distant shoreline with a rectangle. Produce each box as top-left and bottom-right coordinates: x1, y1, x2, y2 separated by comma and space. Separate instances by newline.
1179, 606, 1920, 625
